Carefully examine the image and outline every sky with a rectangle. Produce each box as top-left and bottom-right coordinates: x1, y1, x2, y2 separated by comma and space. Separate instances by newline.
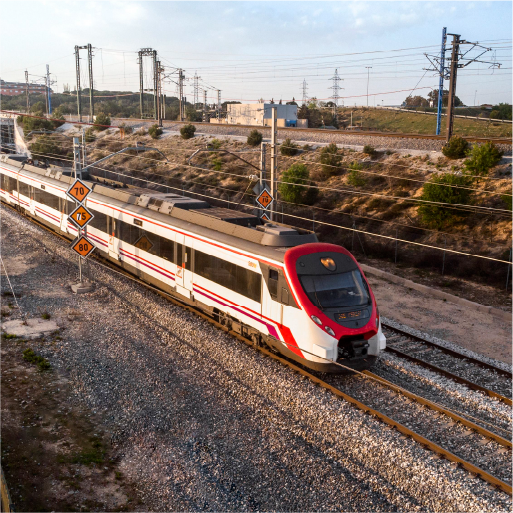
1, 1, 511, 107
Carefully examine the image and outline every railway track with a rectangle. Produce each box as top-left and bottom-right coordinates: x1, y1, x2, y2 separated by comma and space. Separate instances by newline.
382, 323, 512, 405
2, 202, 512, 496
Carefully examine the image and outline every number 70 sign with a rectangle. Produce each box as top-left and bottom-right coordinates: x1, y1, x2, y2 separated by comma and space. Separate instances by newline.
66, 178, 92, 204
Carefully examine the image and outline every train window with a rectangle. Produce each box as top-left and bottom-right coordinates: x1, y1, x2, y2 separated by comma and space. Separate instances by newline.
0, 174, 5, 190
160, 237, 174, 262
194, 250, 261, 303
39, 189, 60, 210
19, 181, 30, 197
89, 209, 108, 233
268, 269, 278, 299
176, 243, 183, 266
66, 200, 75, 214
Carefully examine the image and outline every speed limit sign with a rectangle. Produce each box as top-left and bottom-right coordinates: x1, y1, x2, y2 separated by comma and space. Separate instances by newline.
67, 178, 92, 204
71, 235, 95, 258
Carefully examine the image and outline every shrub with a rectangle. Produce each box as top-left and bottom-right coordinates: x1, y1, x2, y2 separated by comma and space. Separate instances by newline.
501, 194, 512, 211
247, 129, 263, 147
417, 173, 474, 228
280, 138, 298, 156
209, 138, 222, 149
30, 136, 61, 159
347, 169, 367, 187
442, 136, 469, 159
93, 112, 111, 131
84, 127, 96, 143
148, 124, 163, 139
319, 143, 341, 177
51, 114, 66, 129
279, 163, 318, 205
22, 111, 53, 136
464, 142, 503, 177
180, 124, 196, 139
23, 348, 51, 371
212, 157, 222, 171
363, 144, 376, 157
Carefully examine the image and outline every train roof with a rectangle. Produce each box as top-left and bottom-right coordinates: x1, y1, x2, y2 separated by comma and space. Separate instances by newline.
1, 154, 318, 263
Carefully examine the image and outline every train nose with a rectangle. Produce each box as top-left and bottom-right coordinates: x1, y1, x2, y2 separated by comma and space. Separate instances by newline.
338, 335, 370, 360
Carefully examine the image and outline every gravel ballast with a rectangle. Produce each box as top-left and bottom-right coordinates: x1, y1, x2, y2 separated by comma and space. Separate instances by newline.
1, 205, 511, 512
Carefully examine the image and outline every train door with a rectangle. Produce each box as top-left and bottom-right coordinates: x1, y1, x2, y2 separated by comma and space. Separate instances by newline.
175, 234, 191, 299
59, 197, 68, 233
262, 268, 283, 327
108, 216, 119, 259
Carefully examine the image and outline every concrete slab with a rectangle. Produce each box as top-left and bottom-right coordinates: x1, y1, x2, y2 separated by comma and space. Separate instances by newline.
1, 318, 59, 339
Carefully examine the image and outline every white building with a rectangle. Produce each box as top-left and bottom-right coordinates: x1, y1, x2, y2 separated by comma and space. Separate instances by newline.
224, 103, 299, 127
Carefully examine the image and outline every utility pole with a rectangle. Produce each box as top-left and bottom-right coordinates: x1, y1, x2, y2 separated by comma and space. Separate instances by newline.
193, 72, 201, 108
202, 90, 207, 122
75, 45, 82, 122
138, 50, 143, 118
178, 69, 185, 122
445, 34, 460, 142
45, 65, 52, 115
25, 70, 30, 113
365, 67, 372, 107
436, 27, 447, 135
217, 90, 221, 122
270, 107, 277, 221
153, 50, 158, 120
138, 48, 155, 119
156, 60, 163, 126
87, 44, 94, 119
301, 79, 308, 106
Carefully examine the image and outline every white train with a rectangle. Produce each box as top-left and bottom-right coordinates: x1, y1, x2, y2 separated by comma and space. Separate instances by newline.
0, 154, 385, 372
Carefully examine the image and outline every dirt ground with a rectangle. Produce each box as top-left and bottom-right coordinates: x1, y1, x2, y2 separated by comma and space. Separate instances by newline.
368, 273, 512, 364
1, 329, 146, 512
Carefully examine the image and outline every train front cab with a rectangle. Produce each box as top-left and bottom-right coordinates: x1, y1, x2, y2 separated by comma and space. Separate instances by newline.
284, 243, 386, 373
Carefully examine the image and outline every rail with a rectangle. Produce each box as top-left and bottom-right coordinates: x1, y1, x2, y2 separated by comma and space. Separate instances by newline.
1, 466, 14, 512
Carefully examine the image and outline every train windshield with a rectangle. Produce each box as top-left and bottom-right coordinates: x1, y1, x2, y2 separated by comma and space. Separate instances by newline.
299, 270, 370, 309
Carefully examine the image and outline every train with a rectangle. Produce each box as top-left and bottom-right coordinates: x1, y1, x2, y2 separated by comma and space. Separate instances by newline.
0, 154, 386, 372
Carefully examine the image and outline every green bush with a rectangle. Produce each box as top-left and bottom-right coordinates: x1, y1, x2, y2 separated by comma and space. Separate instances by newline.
501, 194, 512, 211
279, 163, 318, 205
209, 138, 222, 149
347, 169, 367, 187
84, 127, 96, 143
464, 142, 503, 177
319, 143, 341, 177
180, 124, 196, 139
22, 111, 53, 136
417, 173, 474, 228
247, 129, 263, 147
212, 157, 222, 171
148, 124, 163, 139
93, 112, 111, 131
442, 136, 469, 159
280, 138, 298, 156
23, 348, 51, 371
30, 136, 61, 159
363, 144, 376, 157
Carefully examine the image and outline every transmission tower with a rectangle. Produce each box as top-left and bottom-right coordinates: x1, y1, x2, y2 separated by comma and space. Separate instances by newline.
329, 69, 344, 120
424, 32, 500, 141
74, 44, 93, 121
202, 90, 207, 122
138, 48, 158, 119
301, 79, 308, 105
193, 72, 201, 108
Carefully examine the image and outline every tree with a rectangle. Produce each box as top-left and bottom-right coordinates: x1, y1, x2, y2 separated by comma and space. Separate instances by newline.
93, 112, 111, 131
404, 95, 429, 107
180, 124, 196, 139
319, 143, 342, 177
442, 136, 469, 159
279, 163, 318, 205
490, 103, 512, 120
464, 142, 503, 177
30, 135, 62, 159
286, 97, 298, 106
21, 111, 53, 135
418, 173, 473, 228
307, 98, 319, 109
247, 129, 263, 147
427, 89, 462, 107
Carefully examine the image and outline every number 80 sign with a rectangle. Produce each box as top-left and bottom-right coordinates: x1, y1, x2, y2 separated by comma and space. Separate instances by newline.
71, 235, 96, 258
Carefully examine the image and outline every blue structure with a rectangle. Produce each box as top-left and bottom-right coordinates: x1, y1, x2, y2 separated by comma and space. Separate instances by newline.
436, 27, 447, 136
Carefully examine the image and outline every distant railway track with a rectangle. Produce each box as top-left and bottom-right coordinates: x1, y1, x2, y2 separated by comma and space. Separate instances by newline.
3, 202, 511, 496
113, 117, 513, 145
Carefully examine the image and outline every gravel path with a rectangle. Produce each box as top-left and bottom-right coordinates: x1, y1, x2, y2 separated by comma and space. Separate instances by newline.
1, 205, 511, 512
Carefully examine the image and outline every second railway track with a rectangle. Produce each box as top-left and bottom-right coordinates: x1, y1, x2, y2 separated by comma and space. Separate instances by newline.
2, 203, 512, 496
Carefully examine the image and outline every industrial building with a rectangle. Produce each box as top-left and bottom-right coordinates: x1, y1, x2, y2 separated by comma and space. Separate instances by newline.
217, 103, 306, 127
0, 80, 51, 97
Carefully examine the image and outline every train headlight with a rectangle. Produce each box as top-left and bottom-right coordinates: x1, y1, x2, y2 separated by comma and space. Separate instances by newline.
324, 326, 336, 337
311, 315, 322, 326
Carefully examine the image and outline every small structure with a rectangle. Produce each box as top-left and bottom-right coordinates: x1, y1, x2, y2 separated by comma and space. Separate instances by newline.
223, 103, 298, 127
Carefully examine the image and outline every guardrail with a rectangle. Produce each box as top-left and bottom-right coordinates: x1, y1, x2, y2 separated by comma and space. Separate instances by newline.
1, 466, 14, 512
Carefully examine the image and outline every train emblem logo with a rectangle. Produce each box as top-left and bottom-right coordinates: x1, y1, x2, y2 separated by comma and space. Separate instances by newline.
256, 188, 274, 210
69, 205, 94, 229
66, 178, 92, 204
71, 235, 95, 258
